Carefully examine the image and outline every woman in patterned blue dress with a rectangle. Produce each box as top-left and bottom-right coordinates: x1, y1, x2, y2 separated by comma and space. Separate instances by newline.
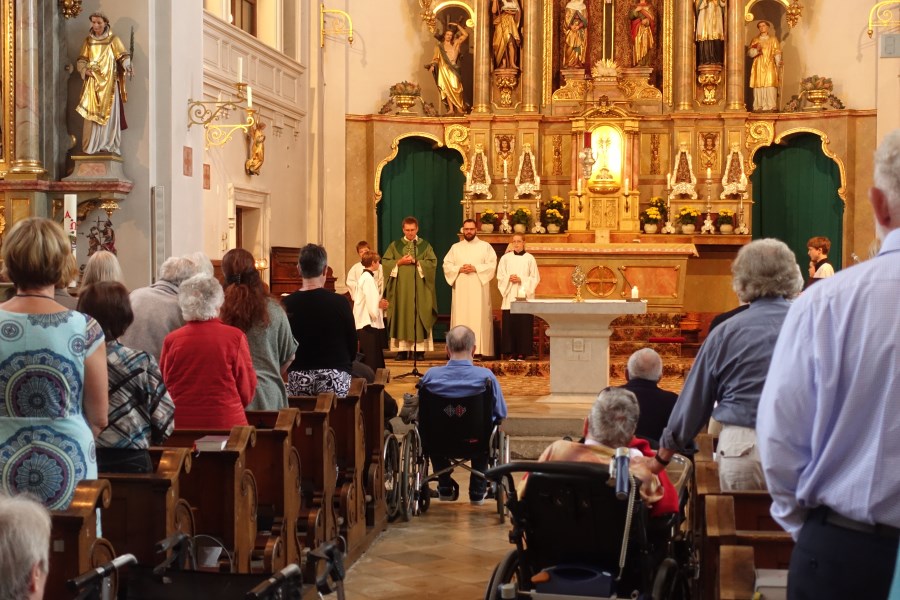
0, 218, 109, 510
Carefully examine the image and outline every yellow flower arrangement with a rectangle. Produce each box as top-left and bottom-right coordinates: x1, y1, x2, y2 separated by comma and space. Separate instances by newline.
511, 206, 531, 225
545, 208, 565, 225
678, 206, 701, 225
480, 209, 499, 224
547, 196, 567, 212
716, 208, 734, 225
641, 206, 662, 224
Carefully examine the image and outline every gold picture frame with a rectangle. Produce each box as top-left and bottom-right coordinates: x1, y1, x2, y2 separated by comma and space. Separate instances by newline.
0, 0, 14, 178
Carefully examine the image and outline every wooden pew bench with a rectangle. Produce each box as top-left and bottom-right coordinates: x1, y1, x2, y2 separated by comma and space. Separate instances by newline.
329, 378, 368, 560
100, 447, 195, 565
162, 426, 260, 573
48, 479, 116, 599
719, 545, 788, 600
360, 368, 389, 536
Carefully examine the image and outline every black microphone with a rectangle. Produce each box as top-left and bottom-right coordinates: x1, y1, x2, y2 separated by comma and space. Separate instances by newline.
613, 447, 630, 501
68, 554, 137, 591
246, 563, 302, 598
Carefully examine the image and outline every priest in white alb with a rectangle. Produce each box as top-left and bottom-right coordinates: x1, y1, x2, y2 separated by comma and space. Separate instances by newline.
497, 233, 540, 360
443, 219, 497, 357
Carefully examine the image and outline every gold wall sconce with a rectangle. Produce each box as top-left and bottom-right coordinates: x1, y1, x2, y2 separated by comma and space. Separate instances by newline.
254, 257, 269, 276
867, 1, 900, 37
187, 76, 256, 149
320, 3, 354, 47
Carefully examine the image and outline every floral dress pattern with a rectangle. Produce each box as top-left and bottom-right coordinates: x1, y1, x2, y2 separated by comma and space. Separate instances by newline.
0, 310, 104, 509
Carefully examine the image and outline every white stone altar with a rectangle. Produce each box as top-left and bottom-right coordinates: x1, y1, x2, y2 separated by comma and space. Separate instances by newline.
511, 298, 648, 403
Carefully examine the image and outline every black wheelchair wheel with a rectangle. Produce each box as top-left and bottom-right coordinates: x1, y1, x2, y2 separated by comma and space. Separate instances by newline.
383, 432, 402, 522
652, 557, 690, 600
494, 479, 507, 524
419, 482, 431, 513
400, 430, 420, 521
485, 549, 520, 600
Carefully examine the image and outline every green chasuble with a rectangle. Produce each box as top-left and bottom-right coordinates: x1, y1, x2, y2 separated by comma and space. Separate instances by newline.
382, 236, 438, 344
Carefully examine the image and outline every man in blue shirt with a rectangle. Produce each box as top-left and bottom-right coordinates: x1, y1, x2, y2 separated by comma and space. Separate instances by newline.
418, 325, 507, 504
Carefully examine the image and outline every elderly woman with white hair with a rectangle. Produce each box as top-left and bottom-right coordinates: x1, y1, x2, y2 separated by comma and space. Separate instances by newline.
160, 274, 257, 429
0, 493, 51, 600
80, 250, 125, 289
650, 238, 804, 491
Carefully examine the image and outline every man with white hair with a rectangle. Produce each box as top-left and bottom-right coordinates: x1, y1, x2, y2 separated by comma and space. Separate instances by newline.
620, 348, 678, 443
120, 256, 199, 359
756, 130, 900, 599
0, 493, 51, 600
649, 238, 803, 491
418, 325, 507, 503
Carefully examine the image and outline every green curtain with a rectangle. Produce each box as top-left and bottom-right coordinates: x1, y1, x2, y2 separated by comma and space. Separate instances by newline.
377, 137, 465, 338
751, 133, 843, 272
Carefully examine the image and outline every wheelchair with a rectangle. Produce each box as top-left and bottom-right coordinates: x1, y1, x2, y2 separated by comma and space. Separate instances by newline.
396, 379, 510, 522
483, 459, 693, 600
383, 427, 402, 521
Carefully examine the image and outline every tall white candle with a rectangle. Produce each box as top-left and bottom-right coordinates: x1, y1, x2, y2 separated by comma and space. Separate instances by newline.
706, 167, 712, 180
238, 57, 243, 83
63, 194, 77, 238
246, 86, 252, 108
577, 178, 582, 194
503, 159, 508, 179
666, 173, 671, 188
624, 178, 630, 195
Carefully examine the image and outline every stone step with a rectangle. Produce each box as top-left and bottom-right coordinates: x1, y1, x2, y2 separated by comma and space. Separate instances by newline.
502, 416, 584, 438
510, 435, 569, 460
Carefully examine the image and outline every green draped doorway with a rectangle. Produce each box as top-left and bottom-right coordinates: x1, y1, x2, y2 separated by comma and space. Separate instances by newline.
750, 133, 844, 272
377, 137, 465, 340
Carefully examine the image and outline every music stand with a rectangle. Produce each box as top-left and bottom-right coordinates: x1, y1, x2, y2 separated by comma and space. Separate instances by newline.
396, 239, 424, 379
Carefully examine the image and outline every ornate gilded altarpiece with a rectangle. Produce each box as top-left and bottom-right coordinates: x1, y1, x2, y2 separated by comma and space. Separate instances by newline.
0, 0, 13, 179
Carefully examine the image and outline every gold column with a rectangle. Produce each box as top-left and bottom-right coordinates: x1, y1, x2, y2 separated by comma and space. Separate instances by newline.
672, 0, 695, 111
725, 0, 746, 111
9, 0, 46, 178
522, 0, 541, 112
472, 0, 491, 113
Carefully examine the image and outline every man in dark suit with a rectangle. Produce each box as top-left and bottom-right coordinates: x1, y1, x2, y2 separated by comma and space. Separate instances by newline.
619, 348, 678, 444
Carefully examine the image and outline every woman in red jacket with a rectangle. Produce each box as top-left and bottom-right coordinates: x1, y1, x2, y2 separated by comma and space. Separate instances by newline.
160, 274, 257, 429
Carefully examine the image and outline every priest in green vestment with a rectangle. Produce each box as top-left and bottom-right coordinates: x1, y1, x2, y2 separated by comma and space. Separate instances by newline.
382, 216, 438, 359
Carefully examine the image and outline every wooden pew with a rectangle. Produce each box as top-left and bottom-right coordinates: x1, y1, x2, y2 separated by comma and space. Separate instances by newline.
361, 369, 389, 536
329, 378, 368, 560
718, 545, 788, 600
100, 447, 195, 565
48, 479, 117, 600
705, 494, 793, 599
162, 426, 260, 573
245, 408, 304, 568
287, 391, 339, 575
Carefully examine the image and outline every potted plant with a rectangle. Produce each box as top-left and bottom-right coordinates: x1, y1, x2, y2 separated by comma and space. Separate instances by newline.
716, 208, 734, 234
649, 196, 668, 223
640, 206, 662, 234
479, 209, 498, 233
510, 207, 531, 233
544, 208, 565, 234
677, 206, 701, 234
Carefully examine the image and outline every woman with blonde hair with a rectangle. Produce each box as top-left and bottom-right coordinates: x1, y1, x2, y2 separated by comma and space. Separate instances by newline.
0, 218, 108, 509
220, 248, 297, 410
80, 250, 124, 289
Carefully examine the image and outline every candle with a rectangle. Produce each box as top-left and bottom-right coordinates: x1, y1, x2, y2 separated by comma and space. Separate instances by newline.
666, 173, 671, 188
624, 178, 630, 195
238, 57, 243, 83
247, 86, 252, 108
503, 160, 508, 179
706, 167, 712, 179
64, 194, 77, 238
631, 285, 639, 299
577, 178, 582, 194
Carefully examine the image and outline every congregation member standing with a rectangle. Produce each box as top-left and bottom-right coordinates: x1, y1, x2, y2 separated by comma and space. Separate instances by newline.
443, 219, 497, 358
649, 239, 802, 491
382, 217, 438, 360
220, 248, 297, 410
757, 130, 900, 600
346, 240, 384, 301
283, 244, 357, 397
0, 218, 108, 509
353, 252, 388, 372
160, 274, 256, 429
496, 233, 539, 361
77, 282, 175, 473
120, 256, 199, 360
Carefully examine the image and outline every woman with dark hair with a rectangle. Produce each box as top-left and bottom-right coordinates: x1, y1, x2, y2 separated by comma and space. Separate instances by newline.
77, 282, 175, 473
0, 218, 108, 509
220, 248, 297, 410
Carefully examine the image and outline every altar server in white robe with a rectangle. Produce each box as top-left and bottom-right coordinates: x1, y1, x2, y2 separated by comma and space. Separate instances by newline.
443, 219, 497, 357
497, 234, 540, 360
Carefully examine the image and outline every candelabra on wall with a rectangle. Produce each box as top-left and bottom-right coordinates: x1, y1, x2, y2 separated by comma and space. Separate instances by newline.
187, 70, 256, 149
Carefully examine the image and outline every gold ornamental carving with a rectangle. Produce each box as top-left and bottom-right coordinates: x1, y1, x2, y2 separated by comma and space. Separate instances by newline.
774, 128, 847, 202
419, 0, 437, 32
374, 132, 443, 203
744, 120, 774, 174
59, 0, 83, 19
552, 79, 589, 102
868, 1, 900, 37
444, 124, 470, 172
493, 69, 520, 108
585, 266, 618, 298
697, 65, 723, 105
745, 0, 802, 27
663, 0, 674, 105
619, 79, 662, 101
542, 0, 554, 107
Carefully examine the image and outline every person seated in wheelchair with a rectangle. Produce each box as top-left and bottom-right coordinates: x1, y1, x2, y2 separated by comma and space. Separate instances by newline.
417, 325, 508, 504
536, 387, 678, 518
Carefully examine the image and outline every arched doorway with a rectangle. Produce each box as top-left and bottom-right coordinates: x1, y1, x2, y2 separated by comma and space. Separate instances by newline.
376, 137, 466, 338
750, 132, 844, 273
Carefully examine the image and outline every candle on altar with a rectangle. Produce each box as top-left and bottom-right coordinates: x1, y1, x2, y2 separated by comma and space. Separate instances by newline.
247, 86, 252, 108
238, 57, 243, 83
666, 173, 671, 188
503, 160, 508, 179
624, 178, 630, 195
631, 285, 639, 299
577, 177, 582, 194
706, 167, 712, 180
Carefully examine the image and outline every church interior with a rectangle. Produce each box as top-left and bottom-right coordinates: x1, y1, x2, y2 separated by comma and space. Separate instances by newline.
0, 0, 898, 597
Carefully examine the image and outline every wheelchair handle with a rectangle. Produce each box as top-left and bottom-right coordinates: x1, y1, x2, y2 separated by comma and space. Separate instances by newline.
613, 447, 630, 501
67, 553, 137, 592
485, 460, 613, 482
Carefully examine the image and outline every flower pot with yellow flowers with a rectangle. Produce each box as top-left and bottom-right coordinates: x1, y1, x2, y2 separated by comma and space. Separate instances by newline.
677, 206, 701, 234
640, 206, 662, 234
511, 207, 531, 233
479, 209, 498, 233
716, 209, 734, 234
544, 208, 565, 234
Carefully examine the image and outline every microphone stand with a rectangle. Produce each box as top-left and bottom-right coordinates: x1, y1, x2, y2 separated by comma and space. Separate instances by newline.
397, 238, 423, 379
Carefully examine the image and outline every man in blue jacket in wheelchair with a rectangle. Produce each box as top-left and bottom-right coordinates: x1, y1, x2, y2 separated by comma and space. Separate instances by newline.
418, 325, 508, 504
